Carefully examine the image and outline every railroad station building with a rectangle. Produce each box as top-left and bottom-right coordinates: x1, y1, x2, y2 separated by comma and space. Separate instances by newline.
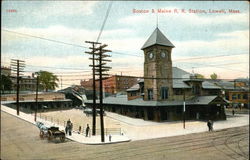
86, 27, 228, 122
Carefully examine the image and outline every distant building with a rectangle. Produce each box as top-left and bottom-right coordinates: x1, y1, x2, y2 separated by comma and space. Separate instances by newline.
1, 92, 72, 112
81, 75, 138, 94
214, 80, 249, 108
1, 66, 11, 76
103, 75, 138, 94
80, 79, 100, 90
11, 75, 37, 92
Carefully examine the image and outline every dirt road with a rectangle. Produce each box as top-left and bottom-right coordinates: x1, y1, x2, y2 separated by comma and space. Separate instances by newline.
1, 111, 249, 160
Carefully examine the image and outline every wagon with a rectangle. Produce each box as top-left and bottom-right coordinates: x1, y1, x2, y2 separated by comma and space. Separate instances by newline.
47, 126, 66, 142
36, 122, 65, 142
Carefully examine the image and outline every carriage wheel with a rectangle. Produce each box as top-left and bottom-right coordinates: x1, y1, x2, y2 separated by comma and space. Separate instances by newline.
40, 131, 45, 139
47, 131, 53, 141
60, 135, 65, 142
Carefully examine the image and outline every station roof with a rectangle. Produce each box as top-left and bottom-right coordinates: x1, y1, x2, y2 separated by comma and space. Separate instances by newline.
85, 95, 227, 107
126, 84, 140, 91
202, 81, 221, 89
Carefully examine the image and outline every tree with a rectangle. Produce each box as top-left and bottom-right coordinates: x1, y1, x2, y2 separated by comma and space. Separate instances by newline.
194, 73, 205, 79
0, 75, 13, 93
35, 71, 59, 92
210, 73, 218, 80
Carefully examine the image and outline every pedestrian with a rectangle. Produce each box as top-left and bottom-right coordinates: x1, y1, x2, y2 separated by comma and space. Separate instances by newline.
69, 122, 73, 136
109, 134, 112, 142
78, 126, 81, 134
232, 109, 235, 116
67, 119, 71, 126
86, 124, 90, 137
65, 125, 68, 135
211, 120, 214, 131
207, 120, 211, 132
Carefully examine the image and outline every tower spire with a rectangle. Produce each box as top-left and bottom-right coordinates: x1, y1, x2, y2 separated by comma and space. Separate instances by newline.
156, 11, 158, 28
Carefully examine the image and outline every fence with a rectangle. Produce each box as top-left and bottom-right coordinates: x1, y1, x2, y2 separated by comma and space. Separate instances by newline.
32, 113, 122, 136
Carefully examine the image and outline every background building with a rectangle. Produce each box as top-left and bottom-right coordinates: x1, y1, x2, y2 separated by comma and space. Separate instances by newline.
1, 66, 11, 76
80, 79, 99, 90
103, 75, 138, 94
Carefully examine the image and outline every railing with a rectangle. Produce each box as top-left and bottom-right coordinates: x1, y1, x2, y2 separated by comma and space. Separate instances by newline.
35, 113, 122, 136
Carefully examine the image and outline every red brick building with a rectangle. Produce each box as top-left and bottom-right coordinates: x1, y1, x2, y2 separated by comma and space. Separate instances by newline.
81, 75, 138, 94
80, 79, 100, 90
103, 75, 138, 94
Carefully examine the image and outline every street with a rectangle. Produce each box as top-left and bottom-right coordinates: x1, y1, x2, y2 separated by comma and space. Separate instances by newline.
1, 111, 249, 160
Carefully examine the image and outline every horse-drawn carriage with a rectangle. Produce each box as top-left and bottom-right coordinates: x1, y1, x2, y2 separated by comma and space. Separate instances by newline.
36, 122, 65, 142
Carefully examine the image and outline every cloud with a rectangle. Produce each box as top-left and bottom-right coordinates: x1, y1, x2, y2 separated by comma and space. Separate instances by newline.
172, 29, 249, 57
217, 30, 249, 39
34, 1, 98, 19
2, 26, 137, 48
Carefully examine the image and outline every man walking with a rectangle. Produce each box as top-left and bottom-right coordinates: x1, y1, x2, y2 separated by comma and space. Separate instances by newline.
207, 120, 212, 131
86, 124, 90, 137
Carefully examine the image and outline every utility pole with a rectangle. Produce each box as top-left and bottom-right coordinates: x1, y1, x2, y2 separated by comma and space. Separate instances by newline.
60, 76, 62, 90
85, 41, 101, 136
35, 76, 39, 122
86, 42, 112, 142
183, 88, 186, 129
98, 45, 111, 142
11, 59, 25, 116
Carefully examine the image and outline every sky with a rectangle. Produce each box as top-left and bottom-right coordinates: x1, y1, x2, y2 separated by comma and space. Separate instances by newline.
1, 1, 249, 88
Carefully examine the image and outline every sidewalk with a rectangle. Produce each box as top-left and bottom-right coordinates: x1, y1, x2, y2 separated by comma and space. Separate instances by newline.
1, 105, 131, 145
106, 109, 249, 141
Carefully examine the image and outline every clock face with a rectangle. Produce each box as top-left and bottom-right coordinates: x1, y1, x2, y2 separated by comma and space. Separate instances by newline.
161, 51, 166, 58
148, 52, 154, 59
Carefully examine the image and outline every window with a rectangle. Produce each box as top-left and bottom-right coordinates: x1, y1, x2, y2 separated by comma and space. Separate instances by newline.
148, 89, 153, 100
192, 84, 201, 95
130, 92, 137, 97
243, 94, 248, 99
232, 94, 237, 100
161, 87, 168, 99
238, 94, 241, 99
140, 86, 144, 94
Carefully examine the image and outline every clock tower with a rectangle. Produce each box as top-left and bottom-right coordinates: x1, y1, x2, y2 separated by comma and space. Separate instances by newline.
142, 28, 174, 101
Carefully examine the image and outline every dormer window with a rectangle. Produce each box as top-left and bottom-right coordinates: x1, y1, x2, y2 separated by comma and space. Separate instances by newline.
192, 84, 201, 95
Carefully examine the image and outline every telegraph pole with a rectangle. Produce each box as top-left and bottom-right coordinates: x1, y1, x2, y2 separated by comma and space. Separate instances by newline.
35, 76, 39, 122
85, 41, 101, 136
86, 42, 111, 142
97, 45, 111, 142
11, 59, 25, 116
60, 76, 62, 90
183, 88, 186, 129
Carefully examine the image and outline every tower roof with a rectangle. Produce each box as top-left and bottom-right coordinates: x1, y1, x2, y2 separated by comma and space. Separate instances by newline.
141, 28, 175, 50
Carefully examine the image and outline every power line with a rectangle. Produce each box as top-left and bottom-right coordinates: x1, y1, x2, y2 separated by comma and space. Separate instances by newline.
96, 1, 113, 42
25, 64, 90, 71
2, 29, 140, 57
173, 53, 248, 62
2, 29, 88, 49
189, 62, 248, 73
2, 29, 248, 60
